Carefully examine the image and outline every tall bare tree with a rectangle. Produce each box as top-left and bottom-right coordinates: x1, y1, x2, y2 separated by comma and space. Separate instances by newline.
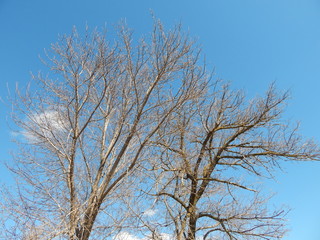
1, 21, 207, 240
2, 20, 319, 240
142, 83, 320, 239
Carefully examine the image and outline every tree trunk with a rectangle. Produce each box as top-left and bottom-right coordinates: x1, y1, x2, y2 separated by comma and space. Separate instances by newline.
75, 202, 101, 240
187, 214, 197, 240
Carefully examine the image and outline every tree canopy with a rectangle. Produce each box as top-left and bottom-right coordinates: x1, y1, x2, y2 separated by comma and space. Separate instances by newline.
1, 20, 319, 240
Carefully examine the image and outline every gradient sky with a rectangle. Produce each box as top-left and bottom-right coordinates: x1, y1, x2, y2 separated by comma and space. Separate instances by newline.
1, 0, 320, 239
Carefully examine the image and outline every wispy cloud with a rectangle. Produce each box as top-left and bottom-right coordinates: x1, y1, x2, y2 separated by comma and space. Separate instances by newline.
143, 208, 158, 217
113, 232, 144, 240
22, 109, 69, 143
113, 232, 173, 240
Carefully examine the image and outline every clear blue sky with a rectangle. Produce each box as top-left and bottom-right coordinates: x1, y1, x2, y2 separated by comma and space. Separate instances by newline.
1, 0, 320, 239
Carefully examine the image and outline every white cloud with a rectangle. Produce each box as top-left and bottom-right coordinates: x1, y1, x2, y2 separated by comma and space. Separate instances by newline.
32, 110, 67, 131
112, 232, 174, 240
22, 109, 69, 143
158, 233, 172, 240
113, 232, 144, 240
143, 208, 158, 217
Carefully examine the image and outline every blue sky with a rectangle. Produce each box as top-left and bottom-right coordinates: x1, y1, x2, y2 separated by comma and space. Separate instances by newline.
1, 0, 320, 239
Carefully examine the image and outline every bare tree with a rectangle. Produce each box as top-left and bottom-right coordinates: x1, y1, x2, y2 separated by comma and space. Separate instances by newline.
143, 83, 320, 240
2, 20, 319, 240
1, 21, 207, 240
